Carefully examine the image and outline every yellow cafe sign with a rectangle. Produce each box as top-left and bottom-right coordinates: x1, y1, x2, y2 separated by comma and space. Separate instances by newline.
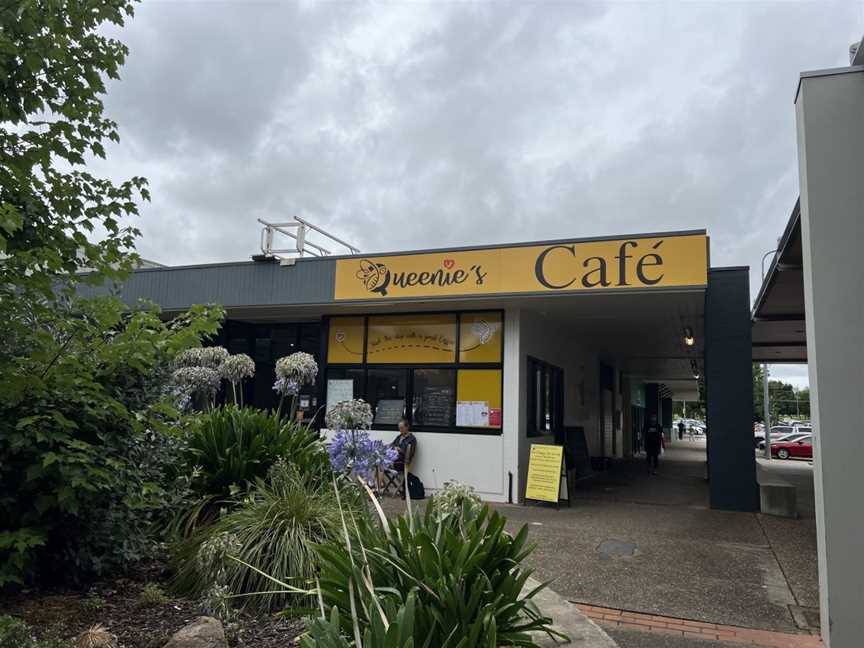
334, 232, 708, 301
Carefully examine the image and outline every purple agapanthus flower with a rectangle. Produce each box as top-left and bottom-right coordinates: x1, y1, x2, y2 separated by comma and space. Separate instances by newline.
272, 377, 300, 396
328, 430, 399, 481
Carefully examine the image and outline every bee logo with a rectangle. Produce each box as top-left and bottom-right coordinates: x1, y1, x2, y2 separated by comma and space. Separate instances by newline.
356, 258, 391, 296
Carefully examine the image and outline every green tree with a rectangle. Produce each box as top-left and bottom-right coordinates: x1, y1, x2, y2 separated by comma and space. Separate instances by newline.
0, 1, 226, 585
0, 0, 146, 317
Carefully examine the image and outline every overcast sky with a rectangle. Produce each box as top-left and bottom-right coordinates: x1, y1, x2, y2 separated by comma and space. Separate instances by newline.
96, 1, 863, 388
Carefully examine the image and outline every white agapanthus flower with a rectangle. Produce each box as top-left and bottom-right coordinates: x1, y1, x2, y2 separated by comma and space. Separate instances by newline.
171, 366, 221, 398
325, 398, 374, 431
274, 351, 318, 386
220, 353, 255, 383
175, 346, 229, 370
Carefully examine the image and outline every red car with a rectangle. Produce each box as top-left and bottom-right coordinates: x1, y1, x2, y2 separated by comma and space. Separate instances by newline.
771, 434, 813, 460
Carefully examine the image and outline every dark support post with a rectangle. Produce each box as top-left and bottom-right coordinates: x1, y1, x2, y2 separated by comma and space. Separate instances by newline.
661, 397, 673, 437
645, 383, 660, 421
705, 267, 758, 511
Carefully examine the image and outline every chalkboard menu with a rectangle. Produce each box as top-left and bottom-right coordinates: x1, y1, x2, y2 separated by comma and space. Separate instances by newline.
374, 399, 405, 425
415, 385, 455, 426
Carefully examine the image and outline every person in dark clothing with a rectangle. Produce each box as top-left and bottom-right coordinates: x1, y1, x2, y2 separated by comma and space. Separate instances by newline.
644, 414, 663, 474
678, 420, 685, 440
390, 417, 417, 478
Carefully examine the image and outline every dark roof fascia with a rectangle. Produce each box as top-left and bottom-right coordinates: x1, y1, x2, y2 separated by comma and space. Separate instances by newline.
319, 228, 708, 262
112, 228, 710, 277
751, 199, 801, 320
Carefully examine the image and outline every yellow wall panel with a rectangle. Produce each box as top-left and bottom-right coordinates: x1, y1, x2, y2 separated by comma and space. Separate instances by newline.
327, 317, 365, 363
457, 369, 502, 428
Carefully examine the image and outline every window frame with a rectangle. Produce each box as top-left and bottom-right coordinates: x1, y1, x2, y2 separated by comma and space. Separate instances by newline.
322, 310, 504, 436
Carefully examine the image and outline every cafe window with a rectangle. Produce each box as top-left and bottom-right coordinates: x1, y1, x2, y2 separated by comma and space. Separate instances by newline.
412, 369, 456, 427
367, 368, 408, 425
325, 312, 503, 433
527, 356, 564, 437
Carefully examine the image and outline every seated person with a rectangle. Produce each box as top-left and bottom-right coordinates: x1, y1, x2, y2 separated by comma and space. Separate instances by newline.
391, 417, 417, 475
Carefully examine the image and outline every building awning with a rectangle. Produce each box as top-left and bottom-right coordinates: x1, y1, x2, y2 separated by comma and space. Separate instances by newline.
751, 200, 807, 363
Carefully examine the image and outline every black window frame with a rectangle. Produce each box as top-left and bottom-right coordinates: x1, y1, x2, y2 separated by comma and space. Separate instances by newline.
527, 356, 564, 438
322, 310, 504, 436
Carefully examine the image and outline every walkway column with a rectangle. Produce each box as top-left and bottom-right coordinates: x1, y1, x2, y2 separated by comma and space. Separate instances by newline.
661, 396, 673, 440
796, 63, 864, 648
704, 267, 758, 512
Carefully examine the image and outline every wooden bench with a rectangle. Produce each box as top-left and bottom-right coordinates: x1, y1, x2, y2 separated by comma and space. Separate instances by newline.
757, 465, 798, 518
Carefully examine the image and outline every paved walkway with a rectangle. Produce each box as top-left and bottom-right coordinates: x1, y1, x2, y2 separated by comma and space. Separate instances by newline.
496, 439, 821, 646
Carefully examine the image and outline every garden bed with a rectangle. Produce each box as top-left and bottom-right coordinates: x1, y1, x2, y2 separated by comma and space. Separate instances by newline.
0, 568, 304, 648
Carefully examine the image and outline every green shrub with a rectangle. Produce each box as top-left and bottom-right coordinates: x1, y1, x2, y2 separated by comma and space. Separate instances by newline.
0, 615, 69, 648
137, 582, 169, 607
300, 594, 420, 648
175, 408, 330, 534
172, 460, 352, 613
186, 406, 329, 497
0, 298, 223, 586
313, 497, 564, 647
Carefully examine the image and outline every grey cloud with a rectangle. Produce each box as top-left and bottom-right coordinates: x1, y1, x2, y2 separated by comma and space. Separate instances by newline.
95, 1, 861, 384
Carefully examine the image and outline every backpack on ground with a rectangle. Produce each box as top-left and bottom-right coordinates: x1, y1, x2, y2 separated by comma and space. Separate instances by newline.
406, 473, 425, 500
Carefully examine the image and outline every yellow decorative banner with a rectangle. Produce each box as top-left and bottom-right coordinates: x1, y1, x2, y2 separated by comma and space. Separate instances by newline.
335, 233, 707, 300
525, 444, 565, 503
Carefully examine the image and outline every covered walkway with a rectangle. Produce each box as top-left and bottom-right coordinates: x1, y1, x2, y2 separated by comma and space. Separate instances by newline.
568, 438, 709, 509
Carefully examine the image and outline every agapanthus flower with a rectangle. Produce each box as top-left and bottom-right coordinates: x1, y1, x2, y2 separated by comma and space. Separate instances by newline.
171, 366, 221, 399
272, 377, 300, 396
325, 398, 373, 431
327, 429, 399, 480
175, 346, 229, 370
274, 351, 318, 385
220, 353, 255, 383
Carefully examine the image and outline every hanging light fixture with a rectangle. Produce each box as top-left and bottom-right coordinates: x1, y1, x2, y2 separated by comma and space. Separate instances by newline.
683, 327, 695, 347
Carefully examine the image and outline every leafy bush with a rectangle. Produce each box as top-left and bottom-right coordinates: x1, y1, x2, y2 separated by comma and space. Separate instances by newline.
313, 497, 564, 647
137, 582, 169, 607
172, 460, 352, 613
0, 298, 223, 586
301, 594, 420, 648
0, 615, 69, 648
185, 406, 329, 500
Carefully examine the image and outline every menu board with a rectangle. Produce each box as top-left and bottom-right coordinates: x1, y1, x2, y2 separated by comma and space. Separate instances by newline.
525, 444, 564, 503
374, 399, 405, 425
457, 400, 490, 427
416, 385, 455, 426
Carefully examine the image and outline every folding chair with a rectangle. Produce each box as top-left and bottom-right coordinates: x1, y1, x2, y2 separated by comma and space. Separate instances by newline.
380, 466, 403, 496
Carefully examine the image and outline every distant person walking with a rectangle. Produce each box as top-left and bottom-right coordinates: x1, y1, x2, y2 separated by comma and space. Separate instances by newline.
644, 413, 663, 474
678, 420, 685, 441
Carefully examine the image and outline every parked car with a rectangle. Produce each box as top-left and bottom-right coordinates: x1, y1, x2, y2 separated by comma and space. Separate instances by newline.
759, 430, 811, 450
771, 434, 813, 460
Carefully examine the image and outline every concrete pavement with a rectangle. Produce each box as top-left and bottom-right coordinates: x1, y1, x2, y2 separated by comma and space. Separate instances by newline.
498, 439, 820, 639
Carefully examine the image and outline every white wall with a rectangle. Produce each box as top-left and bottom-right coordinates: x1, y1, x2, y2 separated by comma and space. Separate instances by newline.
516, 309, 600, 501
796, 66, 864, 648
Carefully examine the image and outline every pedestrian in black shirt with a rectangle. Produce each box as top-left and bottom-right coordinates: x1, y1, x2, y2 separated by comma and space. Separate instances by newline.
644, 414, 663, 474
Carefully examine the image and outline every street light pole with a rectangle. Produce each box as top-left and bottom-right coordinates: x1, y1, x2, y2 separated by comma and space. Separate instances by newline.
763, 363, 772, 460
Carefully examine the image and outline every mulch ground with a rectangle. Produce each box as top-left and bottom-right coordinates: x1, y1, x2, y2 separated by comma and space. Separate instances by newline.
0, 569, 304, 648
